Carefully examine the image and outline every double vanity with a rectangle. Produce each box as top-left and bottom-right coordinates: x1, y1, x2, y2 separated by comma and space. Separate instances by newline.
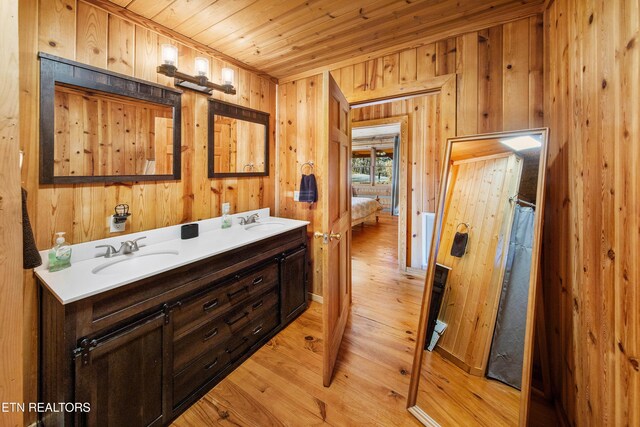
36, 210, 309, 426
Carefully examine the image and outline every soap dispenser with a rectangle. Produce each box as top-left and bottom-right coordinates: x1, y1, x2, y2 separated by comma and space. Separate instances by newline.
221, 203, 232, 229
48, 232, 72, 272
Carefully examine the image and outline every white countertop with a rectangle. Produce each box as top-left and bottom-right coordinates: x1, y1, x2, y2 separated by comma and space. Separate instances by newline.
35, 209, 309, 305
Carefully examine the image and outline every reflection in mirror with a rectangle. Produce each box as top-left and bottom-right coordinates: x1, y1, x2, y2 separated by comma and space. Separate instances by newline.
39, 53, 182, 184
408, 129, 549, 427
208, 99, 269, 177
54, 84, 175, 177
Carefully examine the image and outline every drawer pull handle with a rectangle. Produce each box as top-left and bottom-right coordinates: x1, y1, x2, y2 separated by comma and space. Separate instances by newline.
226, 337, 249, 354
204, 358, 218, 371
226, 311, 249, 326
252, 276, 264, 285
203, 299, 219, 312
252, 325, 263, 335
203, 328, 218, 341
227, 286, 249, 301
252, 300, 264, 310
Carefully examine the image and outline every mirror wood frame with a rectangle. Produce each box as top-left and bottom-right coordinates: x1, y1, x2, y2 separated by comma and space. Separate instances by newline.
406, 128, 549, 427
207, 99, 270, 178
38, 53, 182, 184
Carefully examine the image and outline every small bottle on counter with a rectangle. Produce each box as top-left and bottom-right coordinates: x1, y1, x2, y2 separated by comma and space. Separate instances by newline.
48, 232, 72, 272
221, 203, 232, 229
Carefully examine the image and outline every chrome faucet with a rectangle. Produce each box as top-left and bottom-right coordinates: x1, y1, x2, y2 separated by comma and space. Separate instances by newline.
238, 213, 260, 225
96, 236, 146, 258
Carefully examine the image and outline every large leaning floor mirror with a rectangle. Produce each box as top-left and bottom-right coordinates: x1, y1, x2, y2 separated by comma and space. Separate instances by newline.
407, 129, 549, 426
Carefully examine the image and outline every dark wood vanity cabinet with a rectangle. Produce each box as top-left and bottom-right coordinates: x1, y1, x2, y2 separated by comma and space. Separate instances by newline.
280, 247, 308, 324
39, 227, 308, 426
74, 311, 170, 427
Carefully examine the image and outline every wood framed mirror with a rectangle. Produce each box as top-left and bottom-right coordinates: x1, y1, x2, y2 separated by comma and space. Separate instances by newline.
407, 128, 549, 426
39, 53, 182, 184
208, 99, 269, 178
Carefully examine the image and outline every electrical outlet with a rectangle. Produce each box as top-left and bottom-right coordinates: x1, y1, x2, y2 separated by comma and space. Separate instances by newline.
109, 216, 125, 233
293, 191, 300, 202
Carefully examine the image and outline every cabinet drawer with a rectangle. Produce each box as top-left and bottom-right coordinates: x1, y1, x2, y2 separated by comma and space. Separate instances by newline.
173, 288, 279, 372
172, 310, 279, 407
173, 261, 278, 337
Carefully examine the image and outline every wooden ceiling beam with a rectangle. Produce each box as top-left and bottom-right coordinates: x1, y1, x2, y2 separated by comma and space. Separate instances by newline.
83, 0, 278, 83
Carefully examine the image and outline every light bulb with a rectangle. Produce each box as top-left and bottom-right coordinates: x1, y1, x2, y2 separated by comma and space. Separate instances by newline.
221, 67, 234, 86
194, 57, 209, 77
161, 44, 178, 66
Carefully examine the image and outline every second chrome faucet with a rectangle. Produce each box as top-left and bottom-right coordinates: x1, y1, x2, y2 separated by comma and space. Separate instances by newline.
96, 236, 146, 258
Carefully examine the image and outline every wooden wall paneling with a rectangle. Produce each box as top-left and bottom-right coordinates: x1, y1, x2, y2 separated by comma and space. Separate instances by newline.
193, 94, 210, 220
543, 0, 640, 425
366, 58, 383, 93
399, 49, 417, 83
477, 26, 504, 134
436, 38, 457, 77
107, 15, 135, 75
20, 0, 41, 422
134, 26, 158, 81
416, 43, 437, 81
502, 19, 531, 130
456, 32, 479, 135
383, 53, 400, 89
75, 2, 107, 67
528, 14, 544, 128
0, 1, 24, 426
39, 0, 77, 58
615, 0, 640, 422
178, 44, 195, 223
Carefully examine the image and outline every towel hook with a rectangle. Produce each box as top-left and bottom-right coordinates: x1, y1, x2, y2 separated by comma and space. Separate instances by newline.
300, 161, 314, 174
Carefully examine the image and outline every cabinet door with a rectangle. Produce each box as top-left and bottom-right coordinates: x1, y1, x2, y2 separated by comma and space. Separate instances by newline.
280, 247, 308, 324
74, 311, 169, 427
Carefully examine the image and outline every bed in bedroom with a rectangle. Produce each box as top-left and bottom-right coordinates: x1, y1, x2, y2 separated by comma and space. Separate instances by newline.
352, 196, 382, 226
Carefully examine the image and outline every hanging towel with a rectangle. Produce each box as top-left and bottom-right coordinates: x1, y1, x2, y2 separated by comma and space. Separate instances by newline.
299, 174, 318, 203
450, 223, 469, 257
22, 188, 42, 269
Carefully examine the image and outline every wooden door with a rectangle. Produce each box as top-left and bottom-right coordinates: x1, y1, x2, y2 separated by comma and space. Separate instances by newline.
74, 311, 169, 427
320, 72, 352, 386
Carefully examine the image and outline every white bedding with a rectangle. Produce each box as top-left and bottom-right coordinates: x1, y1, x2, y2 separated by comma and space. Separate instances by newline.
352, 197, 380, 221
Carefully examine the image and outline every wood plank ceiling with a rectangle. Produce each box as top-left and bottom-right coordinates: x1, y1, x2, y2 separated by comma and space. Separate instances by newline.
107, 0, 544, 79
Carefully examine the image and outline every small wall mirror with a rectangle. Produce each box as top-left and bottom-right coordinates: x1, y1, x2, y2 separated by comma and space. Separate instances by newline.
39, 53, 182, 184
407, 129, 549, 426
208, 99, 269, 177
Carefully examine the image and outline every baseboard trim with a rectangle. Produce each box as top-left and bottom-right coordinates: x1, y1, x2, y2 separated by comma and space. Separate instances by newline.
309, 292, 323, 304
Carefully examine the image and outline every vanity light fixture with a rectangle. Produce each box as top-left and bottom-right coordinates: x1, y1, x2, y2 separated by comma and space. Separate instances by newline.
500, 135, 542, 151
157, 45, 236, 95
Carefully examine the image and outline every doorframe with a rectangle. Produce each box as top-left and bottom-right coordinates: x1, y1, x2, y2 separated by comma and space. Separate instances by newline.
351, 116, 409, 269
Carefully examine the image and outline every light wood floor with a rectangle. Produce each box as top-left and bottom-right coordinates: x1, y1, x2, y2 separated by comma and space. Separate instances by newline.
172, 215, 549, 426
173, 215, 424, 426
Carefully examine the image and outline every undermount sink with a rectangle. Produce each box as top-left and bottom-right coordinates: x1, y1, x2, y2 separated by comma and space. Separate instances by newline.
244, 221, 286, 232
92, 250, 180, 275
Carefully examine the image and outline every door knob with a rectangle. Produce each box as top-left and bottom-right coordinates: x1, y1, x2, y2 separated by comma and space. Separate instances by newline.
314, 231, 341, 243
